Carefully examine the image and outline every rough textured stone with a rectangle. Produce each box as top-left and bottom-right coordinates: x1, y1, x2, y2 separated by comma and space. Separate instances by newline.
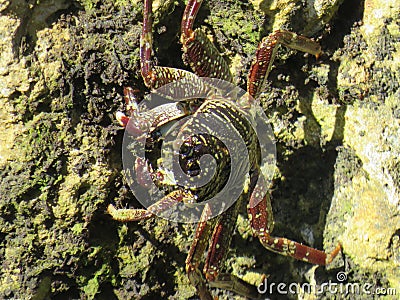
0, 0, 398, 299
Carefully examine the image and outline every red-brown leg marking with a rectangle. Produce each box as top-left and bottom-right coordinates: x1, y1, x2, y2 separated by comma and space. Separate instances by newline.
201, 200, 261, 299
186, 204, 215, 300
116, 87, 148, 135
140, 0, 154, 87
141, 0, 208, 89
107, 190, 194, 222
185, 201, 261, 299
249, 192, 341, 265
247, 29, 322, 99
181, 0, 203, 39
181, 0, 233, 81
203, 204, 238, 282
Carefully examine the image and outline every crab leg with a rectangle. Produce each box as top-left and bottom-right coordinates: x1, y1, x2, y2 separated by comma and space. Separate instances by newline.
140, 0, 153, 87
247, 30, 322, 99
203, 201, 262, 299
203, 203, 241, 282
107, 190, 195, 221
186, 204, 216, 300
141, 0, 207, 90
181, 0, 233, 81
248, 189, 341, 265
186, 200, 261, 299
141, 0, 233, 90
117, 85, 197, 135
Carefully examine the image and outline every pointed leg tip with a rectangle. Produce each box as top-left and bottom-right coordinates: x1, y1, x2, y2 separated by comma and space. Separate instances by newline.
107, 204, 116, 216
326, 242, 342, 264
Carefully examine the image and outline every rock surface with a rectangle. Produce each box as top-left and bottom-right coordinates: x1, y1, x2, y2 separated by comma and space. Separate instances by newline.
0, 0, 398, 299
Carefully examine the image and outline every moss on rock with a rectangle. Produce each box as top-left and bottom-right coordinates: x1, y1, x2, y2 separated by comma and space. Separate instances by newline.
1, 0, 398, 299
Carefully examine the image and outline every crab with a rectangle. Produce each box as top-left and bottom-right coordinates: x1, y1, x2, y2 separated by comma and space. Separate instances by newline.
107, 0, 341, 299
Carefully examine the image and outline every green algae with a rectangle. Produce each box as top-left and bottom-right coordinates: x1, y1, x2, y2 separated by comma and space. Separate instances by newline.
1, 0, 399, 299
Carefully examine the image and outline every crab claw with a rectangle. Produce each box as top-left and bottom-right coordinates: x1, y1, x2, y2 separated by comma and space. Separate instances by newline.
116, 111, 147, 137
116, 111, 130, 127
